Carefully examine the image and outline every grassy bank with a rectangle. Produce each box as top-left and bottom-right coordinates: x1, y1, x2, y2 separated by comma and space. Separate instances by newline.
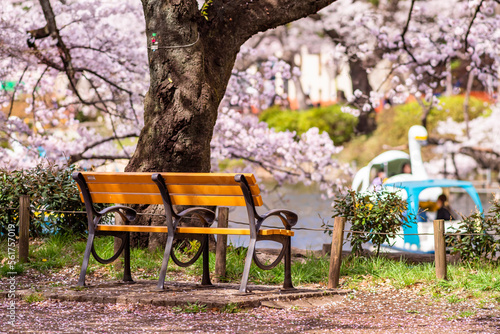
339, 95, 491, 167
1, 235, 500, 306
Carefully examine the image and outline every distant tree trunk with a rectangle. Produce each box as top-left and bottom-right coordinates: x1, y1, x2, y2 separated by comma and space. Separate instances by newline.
450, 152, 460, 180
463, 70, 475, 139
348, 56, 371, 97
349, 56, 376, 134
292, 74, 308, 110
126, 0, 337, 248
416, 97, 432, 130
445, 60, 453, 96
278, 28, 307, 110
322, 28, 376, 134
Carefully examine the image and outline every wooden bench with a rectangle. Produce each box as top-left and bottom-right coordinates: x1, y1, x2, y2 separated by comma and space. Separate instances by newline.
72, 172, 297, 293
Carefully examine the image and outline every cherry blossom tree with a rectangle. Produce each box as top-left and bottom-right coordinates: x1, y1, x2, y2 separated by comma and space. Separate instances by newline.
1, 0, 147, 169
432, 105, 500, 180
211, 108, 347, 198
125, 0, 341, 175
370, 0, 499, 115
0, 0, 346, 198
2, 0, 499, 189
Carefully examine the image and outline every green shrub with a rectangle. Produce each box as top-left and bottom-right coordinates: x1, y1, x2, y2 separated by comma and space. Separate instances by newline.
328, 189, 411, 256
446, 200, 500, 262
259, 104, 358, 145
0, 164, 87, 237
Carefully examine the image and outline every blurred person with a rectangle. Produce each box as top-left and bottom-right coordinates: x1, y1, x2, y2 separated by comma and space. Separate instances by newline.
436, 194, 454, 220
401, 162, 412, 174
371, 169, 385, 190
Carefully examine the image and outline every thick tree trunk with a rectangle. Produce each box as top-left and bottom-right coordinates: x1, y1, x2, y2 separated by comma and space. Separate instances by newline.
126, 2, 227, 173
126, 0, 236, 249
126, 0, 337, 248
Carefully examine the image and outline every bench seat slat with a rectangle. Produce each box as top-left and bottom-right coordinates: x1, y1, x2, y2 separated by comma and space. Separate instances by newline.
81, 172, 258, 186
87, 193, 263, 206
96, 224, 294, 237
85, 183, 260, 196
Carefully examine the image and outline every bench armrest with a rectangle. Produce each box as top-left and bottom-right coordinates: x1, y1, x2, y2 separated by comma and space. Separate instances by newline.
177, 207, 216, 226
259, 209, 298, 229
98, 205, 137, 223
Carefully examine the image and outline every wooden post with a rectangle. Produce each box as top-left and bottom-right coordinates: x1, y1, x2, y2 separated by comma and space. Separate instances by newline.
328, 217, 345, 289
214, 207, 229, 283
434, 219, 447, 280
114, 212, 124, 271
19, 195, 30, 263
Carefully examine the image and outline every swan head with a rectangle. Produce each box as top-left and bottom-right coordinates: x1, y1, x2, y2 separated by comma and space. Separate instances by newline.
408, 125, 428, 146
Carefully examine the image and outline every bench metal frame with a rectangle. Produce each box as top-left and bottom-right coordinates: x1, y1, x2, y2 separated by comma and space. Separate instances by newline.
73, 172, 297, 293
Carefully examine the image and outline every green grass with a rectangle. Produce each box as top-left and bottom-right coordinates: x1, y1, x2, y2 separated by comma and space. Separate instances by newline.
340, 256, 437, 289
3, 235, 500, 304
29, 234, 83, 271
0, 262, 25, 277
221, 302, 242, 313
339, 255, 500, 303
24, 292, 45, 303
446, 309, 477, 321
172, 302, 207, 313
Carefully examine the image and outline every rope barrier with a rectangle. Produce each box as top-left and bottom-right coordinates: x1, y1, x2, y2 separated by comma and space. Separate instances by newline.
35, 210, 87, 214
228, 219, 498, 236
6, 208, 168, 217
342, 230, 497, 237
4, 207, 500, 237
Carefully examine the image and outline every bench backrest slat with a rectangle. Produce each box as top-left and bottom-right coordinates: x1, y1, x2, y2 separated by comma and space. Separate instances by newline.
81, 172, 258, 185
78, 172, 263, 207
82, 183, 260, 196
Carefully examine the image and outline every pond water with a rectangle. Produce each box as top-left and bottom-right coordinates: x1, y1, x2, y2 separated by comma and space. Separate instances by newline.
226, 183, 499, 251
227, 183, 344, 251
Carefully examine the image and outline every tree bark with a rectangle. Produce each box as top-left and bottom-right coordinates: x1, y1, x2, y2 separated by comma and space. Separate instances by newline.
126, 0, 337, 247
127, 0, 337, 173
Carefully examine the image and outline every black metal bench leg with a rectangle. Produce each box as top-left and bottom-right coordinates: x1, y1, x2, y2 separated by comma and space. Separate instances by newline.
122, 233, 133, 282
201, 234, 212, 286
239, 237, 256, 293
157, 233, 174, 290
283, 237, 294, 290
77, 232, 95, 286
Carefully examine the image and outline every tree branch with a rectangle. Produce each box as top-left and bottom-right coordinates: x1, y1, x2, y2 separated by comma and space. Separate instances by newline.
29, 0, 137, 119
75, 67, 135, 96
459, 146, 500, 171
78, 155, 131, 161
7, 65, 29, 118
401, 0, 418, 63
208, 0, 338, 47
67, 133, 138, 164
31, 66, 50, 131
82, 73, 133, 159
464, 0, 484, 51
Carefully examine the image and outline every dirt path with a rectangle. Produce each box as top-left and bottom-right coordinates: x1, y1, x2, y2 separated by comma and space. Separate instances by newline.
2, 288, 499, 333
